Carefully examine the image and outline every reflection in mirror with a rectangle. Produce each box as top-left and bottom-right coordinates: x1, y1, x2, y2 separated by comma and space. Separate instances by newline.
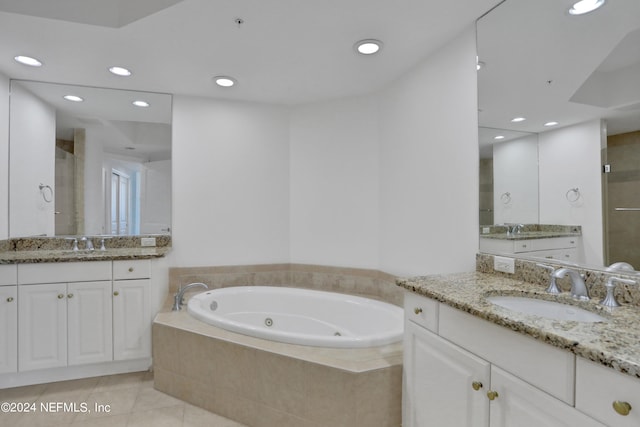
9, 81, 172, 238
479, 127, 538, 226
477, 0, 640, 271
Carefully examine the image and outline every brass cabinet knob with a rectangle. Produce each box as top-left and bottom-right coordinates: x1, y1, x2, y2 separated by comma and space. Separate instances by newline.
414, 307, 423, 315
113, 291, 120, 296
613, 401, 632, 416
128, 267, 134, 272
471, 381, 483, 391
57, 294, 65, 299
6, 297, 14, 303
487, 391, 499, 401
67, 293, 74, 299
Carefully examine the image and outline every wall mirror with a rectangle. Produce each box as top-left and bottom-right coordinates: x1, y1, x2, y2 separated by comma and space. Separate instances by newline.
477, 0, 640, 270
9, 80, 172, 238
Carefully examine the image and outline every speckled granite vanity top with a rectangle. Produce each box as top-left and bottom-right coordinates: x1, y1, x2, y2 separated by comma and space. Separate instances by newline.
397, 272, 640, 379
480, 231, 581, 240
0, 235, 171, 264
480, 224, 581, 240
0, 247, 170, 264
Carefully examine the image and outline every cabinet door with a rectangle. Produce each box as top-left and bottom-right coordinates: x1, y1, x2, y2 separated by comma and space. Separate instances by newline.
404, 321, 490, 427
0, 286, 18, 374
489, 366, 605, 427
576, 357, 640, 427
113, 279, 151, 360
67, 281, 113, 366
18, 283, 67, 371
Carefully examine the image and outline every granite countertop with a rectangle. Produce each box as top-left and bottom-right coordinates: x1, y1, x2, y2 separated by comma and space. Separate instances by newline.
397, 272, 640, 379
0, 247, 170, 264
480, 231, 581, 240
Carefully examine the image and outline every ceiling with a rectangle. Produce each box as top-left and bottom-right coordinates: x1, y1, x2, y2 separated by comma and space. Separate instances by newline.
478, 0, 640, 139
0, 0, 500, 105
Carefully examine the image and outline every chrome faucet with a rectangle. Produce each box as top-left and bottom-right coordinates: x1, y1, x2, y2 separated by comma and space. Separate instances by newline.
552, 268, 590, 300
601, 276, 636, 308
172, 282, 209, 311
506, 223, 524, 235
537, 264, 561, 294
80, 236, 94, 251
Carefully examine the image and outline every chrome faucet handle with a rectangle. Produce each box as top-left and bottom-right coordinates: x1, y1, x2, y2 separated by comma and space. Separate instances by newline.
600, 277, 637, 308
68, 237, 79, 251
537, 264, 561, 294
80, 236, 94, 251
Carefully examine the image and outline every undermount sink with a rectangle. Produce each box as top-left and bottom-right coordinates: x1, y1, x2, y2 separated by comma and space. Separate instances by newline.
486, 295, 607, 323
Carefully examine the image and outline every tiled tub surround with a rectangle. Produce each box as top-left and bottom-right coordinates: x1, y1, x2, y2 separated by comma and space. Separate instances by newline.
155, 264, 404, 427
398, 254, 640, 379
168, 263, 403, 307
153, 308, 402, 427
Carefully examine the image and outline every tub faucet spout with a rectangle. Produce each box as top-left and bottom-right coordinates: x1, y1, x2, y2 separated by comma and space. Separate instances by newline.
552, 268, 590, 300
172, 282, 209, 311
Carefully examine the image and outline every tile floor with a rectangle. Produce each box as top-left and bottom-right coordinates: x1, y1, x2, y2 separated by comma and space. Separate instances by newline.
0, 371, 247, 427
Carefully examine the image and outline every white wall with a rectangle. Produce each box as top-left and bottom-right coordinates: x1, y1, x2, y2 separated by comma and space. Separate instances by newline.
140, 159, 171, 234
493, 134, 539, 224
538, 119, 604, 265
9, 82, 56, 237
289, 95, 380, 269
378, 27, 479, 276
0, 73, 8, 240
171, 96, 290, 267
168, 27, 479, 276
84, 127, 106, 235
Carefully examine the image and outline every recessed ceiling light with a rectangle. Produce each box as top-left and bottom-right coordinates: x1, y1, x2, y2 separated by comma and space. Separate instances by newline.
109, 66, 132, 77
63, 95, 84, 102
214, 76, 236, 87
132, 100, 150, 107
354, 39, 383, 55
14, 55, 42, 67
568, 0, 606, 15
544, 121, 559, 127
494, 135, 505, 140
511, 117, 526, 122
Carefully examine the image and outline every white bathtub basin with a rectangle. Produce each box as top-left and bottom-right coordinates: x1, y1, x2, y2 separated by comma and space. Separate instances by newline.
187, 286, 404, 348
486, 295, 607, 323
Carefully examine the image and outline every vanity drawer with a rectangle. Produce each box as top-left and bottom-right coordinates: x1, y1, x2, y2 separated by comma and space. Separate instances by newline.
576, 357, 640, 427
0, 264, 17, 286
404, 291, 438, 333
532, 237, 578, 251
439, 304, 575, 404
113, 259, 150, 280
18, 261, 112, 284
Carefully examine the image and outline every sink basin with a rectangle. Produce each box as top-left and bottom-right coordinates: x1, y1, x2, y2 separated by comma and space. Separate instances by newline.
486, 296, 607, 323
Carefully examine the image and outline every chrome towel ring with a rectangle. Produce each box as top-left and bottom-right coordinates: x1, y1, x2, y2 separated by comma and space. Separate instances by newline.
39, 183, 53, 203
566, 187, 580, 202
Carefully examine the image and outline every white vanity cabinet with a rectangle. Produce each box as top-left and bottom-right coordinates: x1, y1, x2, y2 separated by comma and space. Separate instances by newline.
479, 236, 581, 262
404, 321, 490, 427
488, 365, 602, 427
112, 260, 151, 360
403, 292, 605, 427
576, 358, 640, 427
0, 265, 18, 374
17, 261, 113, 371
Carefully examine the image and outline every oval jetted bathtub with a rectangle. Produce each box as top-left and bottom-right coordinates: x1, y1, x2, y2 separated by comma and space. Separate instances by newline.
186, 286, 403, 348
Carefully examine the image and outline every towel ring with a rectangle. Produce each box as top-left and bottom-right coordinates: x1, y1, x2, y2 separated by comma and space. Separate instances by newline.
500, 192, 511, 204
39, 183, 53, 203
566, 187, 580, 202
